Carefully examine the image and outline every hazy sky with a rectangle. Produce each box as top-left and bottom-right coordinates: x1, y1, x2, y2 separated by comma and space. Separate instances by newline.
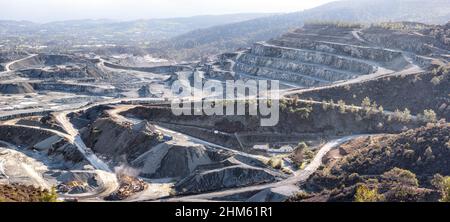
0, 0, 337, 23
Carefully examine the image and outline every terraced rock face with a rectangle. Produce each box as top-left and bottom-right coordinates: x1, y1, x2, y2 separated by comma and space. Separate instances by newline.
77, 114, 284, 192
231, 25, 387, 87
175, 165, 284, 195
81, 118, 162, 164
0, 125, 86, 165
9, 54, 84, 70
0, 83, 35, 94
30, 82, 119, 96
203, 23, 447, 88
131, 142, 214, 179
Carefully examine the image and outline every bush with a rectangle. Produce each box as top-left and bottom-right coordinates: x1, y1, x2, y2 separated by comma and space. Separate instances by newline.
424, 146, 435, 162
40, 187, 58, 202
441, 177, 450, 202
419, 109, 437, 123
292, 103, 313, 119
295, 107, 312, 119
431, 175, 450, 202
322, 100, 330, 111
382, 168, 419, 187
431, 76, 441, 85
267, 158, 283, 170
305, 21, 364, 29
297, 142, 308, 150
354, 184, 384, 202
385, 186, 427, 202
287, 191, 312, 202
361, 97, 371, 109
292, 142, 315, 167
338, 100, 347, 114
392, 108, 412, 123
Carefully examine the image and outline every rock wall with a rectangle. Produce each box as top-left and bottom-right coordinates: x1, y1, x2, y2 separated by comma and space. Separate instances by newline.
0, 82, 35, 94
31, 83, 118, 95
175, 165, 284, 194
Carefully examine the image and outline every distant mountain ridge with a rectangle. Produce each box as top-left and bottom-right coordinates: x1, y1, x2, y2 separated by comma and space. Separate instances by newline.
0, 13, 274, 40
159, 0, 450, 60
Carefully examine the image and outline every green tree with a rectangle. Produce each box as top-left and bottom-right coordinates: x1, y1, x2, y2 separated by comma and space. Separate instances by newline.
361, 97, 371, 109
431, 175, 450, 202
403, 108, 412, 121
440, 177, 450, 202
382, 168, 419, 187
338, 100, 347, 114
422, 109, 437, 123
431, 76, 441, 85
40, 187, 59, 202
354, 184, 383, 202
322, 100, 330, 111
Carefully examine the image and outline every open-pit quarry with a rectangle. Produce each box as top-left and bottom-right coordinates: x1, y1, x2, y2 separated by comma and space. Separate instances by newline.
0, 22, 449, 202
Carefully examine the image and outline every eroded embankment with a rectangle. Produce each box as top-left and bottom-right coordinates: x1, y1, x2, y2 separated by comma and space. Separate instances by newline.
122, 101, 422, 151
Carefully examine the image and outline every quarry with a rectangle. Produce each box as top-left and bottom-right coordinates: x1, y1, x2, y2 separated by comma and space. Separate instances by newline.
0, 20, 449, 202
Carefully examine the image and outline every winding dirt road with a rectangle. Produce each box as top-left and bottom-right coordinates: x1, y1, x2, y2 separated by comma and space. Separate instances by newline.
155, 135, 370, 202
1, 54, 37, 74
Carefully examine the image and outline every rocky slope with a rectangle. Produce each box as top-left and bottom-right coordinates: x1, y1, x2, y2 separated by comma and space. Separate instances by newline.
124, 100, 422, 150
290, 123, 450, 202
201, 22, 448, 89
175, 165, 285, 195
131, 142, 215, 179
295, 63, 450, 120
160, 0, 450, 60
81, 118, 162, 165
0, 184, 57, 202
0, 82, 35, 94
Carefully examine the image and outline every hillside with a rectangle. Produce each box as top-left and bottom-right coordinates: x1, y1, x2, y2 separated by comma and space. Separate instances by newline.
0, 13, 272, 51
0, 184, 58, 202
159, 0, 450, 60
289, 123, 450, 202
295, 63, 450, 120
0, 14, 271, 38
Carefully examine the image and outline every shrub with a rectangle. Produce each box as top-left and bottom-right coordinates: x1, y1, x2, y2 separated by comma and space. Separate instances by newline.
431, 175, 450, 202
402, 149, 415, 159
40, 187, 59, 202
385, 186, 426, 202
303, 149, 315, 161
292, 142, 315, 167
382, 168, 419, 187
338, 100, 347, 114
361, 97, 371, 109
424, 146, 435, 162
420, 109, 437, 123
402, 108, 412, 122
267, 158, 283, 170
322, 100, 330, 111
393, 108, 412, 122
354, 184, 383, 202
441, 177, 450, 202
297, 142, 308, 150
294, 104, 313, 119
350, 105, 358, 113
431, 76, 441, 85
286, 191, 312, 202
305, 21, 364, 29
